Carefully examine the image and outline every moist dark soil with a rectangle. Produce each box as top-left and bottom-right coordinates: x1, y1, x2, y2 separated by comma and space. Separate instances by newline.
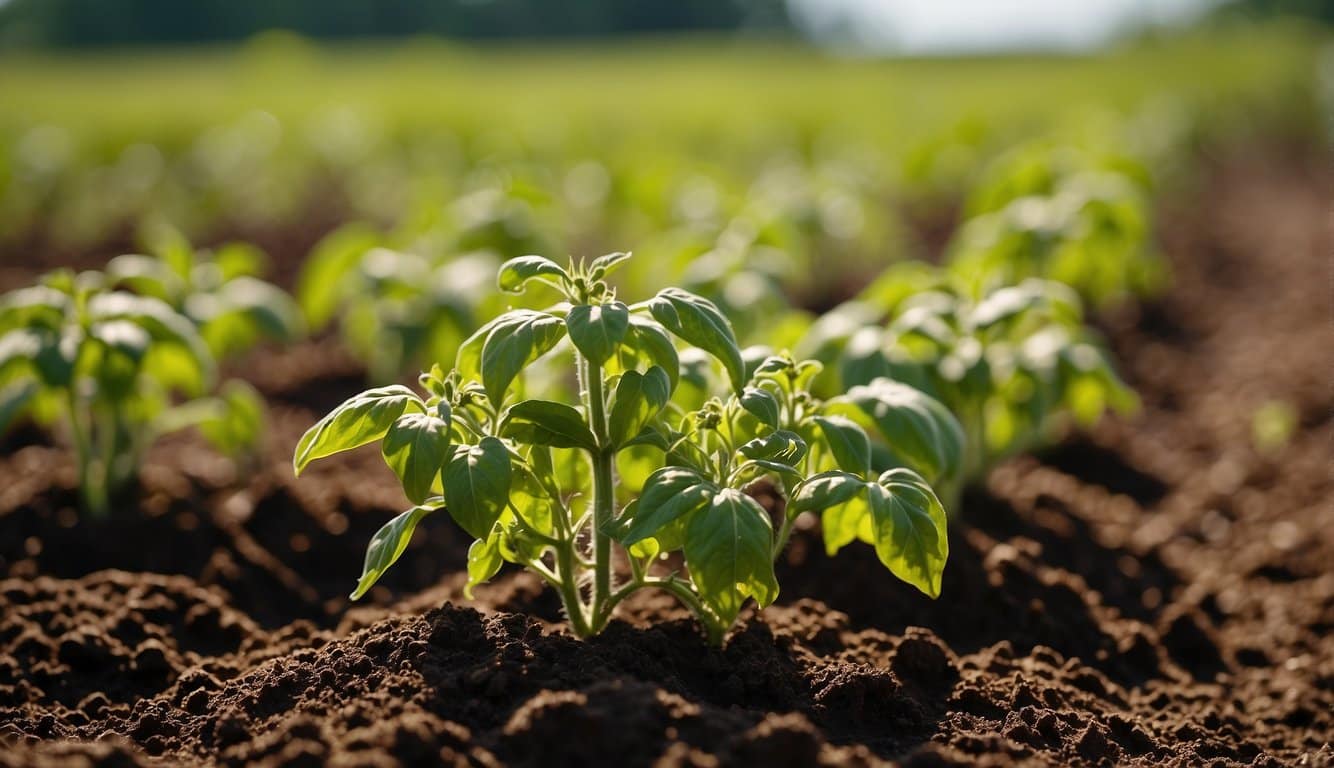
1, 145, 1331, 767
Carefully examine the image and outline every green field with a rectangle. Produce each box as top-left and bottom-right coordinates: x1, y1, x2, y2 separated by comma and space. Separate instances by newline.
0, 22, 1325, 250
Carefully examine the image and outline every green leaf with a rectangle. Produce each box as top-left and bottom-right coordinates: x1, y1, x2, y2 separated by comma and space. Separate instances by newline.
87, 292, 197, 347
608, 366, 671, 448
455, 313, 508, 382
500, 399, 596, 450
213, 241, 267, 281
498, 255, 569, 293
297, 223, 379, 329
382, 410, 452, 504
627, 315, 679, 389
141, 343, 207, 396
812, 415, 871, 476
1057, 341, 1137, 424
652, 514, 691, 552
141, 220, 194, 277
620, 466, 715, 545
214, 276, 305, 341
105, 253, 178, 300
465, 533, 503, 599
867, 468, 949, 598
590, 251, 632, 278
198, 379, 265, 457
739, 459, 802, 482
0, 380, 37, 435
0, 329, 43, 382
293, 385, 422, 474
684, 488, 779, 625
350, 504, 437, 599
971, 283, 1043, 330
890, 303, 956, 348
442, 436, 512, 539
834, 379, 964, 484
822, 489, 873, 555
526, 443, 559, 492
739, 387, 781, 430
419, 364, 449, 399
34, 328, 81, 388
88, 292, 215, 384
622, 426, 670, 451
737, 429, 807, 465
150, 398, 228, 440
89, 320, 150, 362
566, 301, 629, 365
0, 285, 70, 333
837, 327, 895, 391
507, 483, 555, 555
646, 287, 744, 393
788, 470, 866, 516
478, 310, 566, 405
752, 354, 793, 378
627, 535, 660, 562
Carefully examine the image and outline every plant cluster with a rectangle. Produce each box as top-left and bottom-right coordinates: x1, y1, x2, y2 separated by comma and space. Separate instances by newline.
297, 185, 868, 382
0, 269, 264, 515
106, 228, 304, 360
296, 179, 562, 382
800, 265, 1135, 505
946, 144, 1164, 307
295, 253, 962, 643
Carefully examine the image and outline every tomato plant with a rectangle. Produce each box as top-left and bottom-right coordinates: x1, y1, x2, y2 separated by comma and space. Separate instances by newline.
947, 144, 1164, 307
295, 183, 567, 384
106, 229, 304, 360
0, 269, 263, 515
802, 267, 1135, 505
295, 253, 961, 643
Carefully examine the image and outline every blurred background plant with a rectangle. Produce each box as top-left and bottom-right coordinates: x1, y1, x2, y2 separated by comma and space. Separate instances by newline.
106, 220, 304, 360
0, 269, 264, 515
798, 267, 1136, 506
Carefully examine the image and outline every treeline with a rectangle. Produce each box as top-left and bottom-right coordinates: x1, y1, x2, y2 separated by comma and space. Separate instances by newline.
1211, 0, 1334, 23
0, 0, 795, 48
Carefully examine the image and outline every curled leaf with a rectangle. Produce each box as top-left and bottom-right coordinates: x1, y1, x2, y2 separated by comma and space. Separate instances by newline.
498, 255, 569, 293
351, 504, 437, 599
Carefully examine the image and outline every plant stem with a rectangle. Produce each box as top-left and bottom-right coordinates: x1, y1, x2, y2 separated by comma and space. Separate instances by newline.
938, 399, 988, 518
97, 407, 120, 505
601, 575, 726, 646
582, 355, 616, 630
66, 388, 107, 517
551, 539, 593, 638
652, 577, 726, 646
773, 513, 797, 561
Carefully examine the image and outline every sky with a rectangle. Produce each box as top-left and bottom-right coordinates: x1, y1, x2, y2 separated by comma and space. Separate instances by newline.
788, 0, 1224, 53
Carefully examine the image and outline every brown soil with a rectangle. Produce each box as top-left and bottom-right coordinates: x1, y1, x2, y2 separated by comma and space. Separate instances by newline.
1, 145, 1331, 767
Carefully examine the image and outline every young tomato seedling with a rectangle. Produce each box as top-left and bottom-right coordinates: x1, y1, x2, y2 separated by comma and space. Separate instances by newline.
0, 269, 263, 516
106, 231, 304, 361
295, 253, 962, 644
947, 143, 1164, 308
298, 226, 507, 384
804, 268, 1135, 506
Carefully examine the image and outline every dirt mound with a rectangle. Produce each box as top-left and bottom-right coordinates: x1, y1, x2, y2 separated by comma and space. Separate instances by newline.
0, 337, 474, 629
4, 595, 1320, 766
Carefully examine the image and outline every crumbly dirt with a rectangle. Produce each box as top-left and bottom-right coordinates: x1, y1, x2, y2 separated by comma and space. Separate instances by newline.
1, 145, 1331, 767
